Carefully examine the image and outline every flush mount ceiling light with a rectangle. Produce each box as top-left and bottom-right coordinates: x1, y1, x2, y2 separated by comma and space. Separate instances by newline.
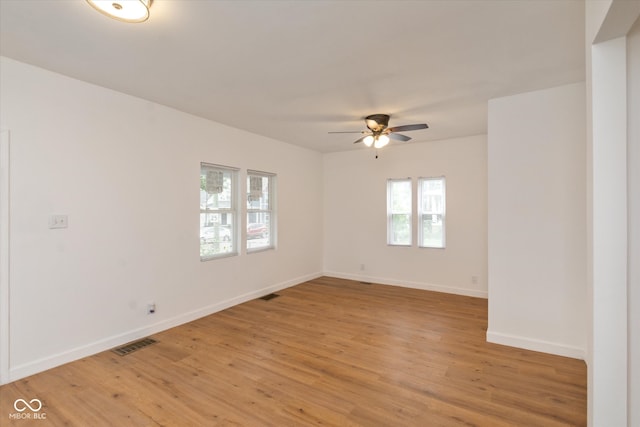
86, 0, 152, 23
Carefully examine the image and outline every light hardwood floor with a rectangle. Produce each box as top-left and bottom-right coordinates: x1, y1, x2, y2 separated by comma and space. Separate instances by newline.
0, 277, 586, 426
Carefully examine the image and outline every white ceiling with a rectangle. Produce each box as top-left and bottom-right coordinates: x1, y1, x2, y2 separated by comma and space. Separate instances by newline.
0, 0, 585, 153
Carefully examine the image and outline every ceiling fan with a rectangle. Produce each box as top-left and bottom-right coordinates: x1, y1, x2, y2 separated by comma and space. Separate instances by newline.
329, 114, 428, 148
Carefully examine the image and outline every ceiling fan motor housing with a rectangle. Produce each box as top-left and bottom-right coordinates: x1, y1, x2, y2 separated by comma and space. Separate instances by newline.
365, 114, 390, 132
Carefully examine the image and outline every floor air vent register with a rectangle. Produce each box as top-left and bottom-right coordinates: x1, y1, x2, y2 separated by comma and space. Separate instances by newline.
111, 295, 280, 356
112, 337, 157, 356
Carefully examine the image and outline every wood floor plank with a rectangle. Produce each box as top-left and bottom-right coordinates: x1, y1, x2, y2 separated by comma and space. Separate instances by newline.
0, 277, 586, 426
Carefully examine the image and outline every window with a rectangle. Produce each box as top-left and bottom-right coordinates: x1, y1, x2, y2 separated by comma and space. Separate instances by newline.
419, 177, 446, 248
200, 163, 238, 260
387, 179, 412, 245
247, 170, 275, 252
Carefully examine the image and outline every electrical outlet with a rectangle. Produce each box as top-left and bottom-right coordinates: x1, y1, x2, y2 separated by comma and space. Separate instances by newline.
360, 264, 365, 271
147, 303, 156, 314
471, 276, 479, 284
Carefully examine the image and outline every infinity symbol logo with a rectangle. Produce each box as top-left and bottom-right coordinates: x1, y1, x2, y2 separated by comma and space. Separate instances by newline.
14, 398, 43, 412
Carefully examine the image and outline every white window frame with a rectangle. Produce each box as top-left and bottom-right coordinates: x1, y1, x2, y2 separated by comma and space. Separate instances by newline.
246, 170, 276, 253
418, 176, 446, 249
387, 178, 412, 246
200, 163, 239, 261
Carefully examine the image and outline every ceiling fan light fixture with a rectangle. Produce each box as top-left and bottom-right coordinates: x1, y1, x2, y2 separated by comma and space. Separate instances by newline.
329, 113, 428, 152
363, 135, 374, 147
374, 134, 390, 148
86, 0, 152, 23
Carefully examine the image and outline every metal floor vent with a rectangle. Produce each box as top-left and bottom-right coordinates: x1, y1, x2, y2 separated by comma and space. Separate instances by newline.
259, 293, 280, 301
112, 337, 157, 356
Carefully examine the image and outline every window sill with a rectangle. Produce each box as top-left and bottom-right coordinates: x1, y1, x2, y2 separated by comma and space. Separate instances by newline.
200, 252, 239, 262
247, 246, 275, 254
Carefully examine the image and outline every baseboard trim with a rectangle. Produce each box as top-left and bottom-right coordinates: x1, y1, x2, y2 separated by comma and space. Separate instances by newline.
323, 271, 488, 298
486, 330, 586, 360
6, 271, 322, 384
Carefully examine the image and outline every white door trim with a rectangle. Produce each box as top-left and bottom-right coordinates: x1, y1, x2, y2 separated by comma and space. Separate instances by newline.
0, 129, 10, 384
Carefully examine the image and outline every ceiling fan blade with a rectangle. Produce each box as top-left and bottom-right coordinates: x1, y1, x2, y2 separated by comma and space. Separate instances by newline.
388, 133, 411, 142
387, 123, 429, 133
328, 131, 365, 134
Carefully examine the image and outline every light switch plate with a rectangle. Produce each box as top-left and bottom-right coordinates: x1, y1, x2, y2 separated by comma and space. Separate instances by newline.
49, 215, 68, 229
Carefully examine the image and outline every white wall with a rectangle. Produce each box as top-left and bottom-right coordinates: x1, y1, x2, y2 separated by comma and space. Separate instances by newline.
0, 57, 323, 383
627, 15, 640, 427
585, 2, 640, 424
323, 135, 487, 297
487, 83, 586, 359
590, 38, 629, 426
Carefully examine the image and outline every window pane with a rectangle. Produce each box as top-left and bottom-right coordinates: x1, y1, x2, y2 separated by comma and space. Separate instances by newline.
247, 176, 269, 209
200, 163, 238, 260
200, 213, 234, 257
390, 181, 411, 213
247, 213, 270, 250
201, 169, 232, 210
387, 179, 412, 245
247, 172, 275, 252
419, 177, 445, 248
420, 179, 444, 214
391, 213, 411, 245
421, 213, 444, 248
